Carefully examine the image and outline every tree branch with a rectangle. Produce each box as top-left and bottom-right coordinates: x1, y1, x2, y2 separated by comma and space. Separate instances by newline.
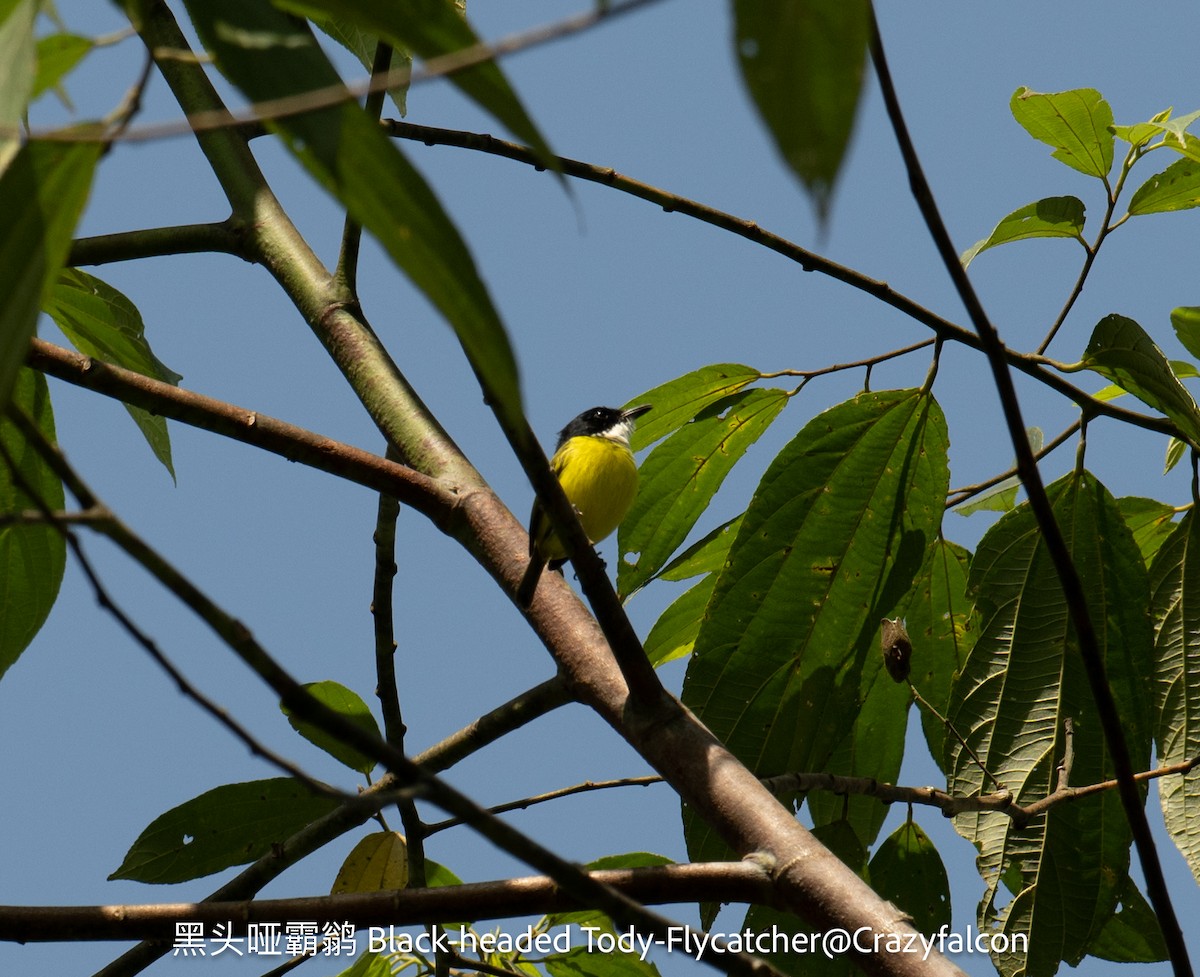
2, 862, 775, 943
69, 221, 250, 266
27, 339, 452, 523
380, 119, 1178, 444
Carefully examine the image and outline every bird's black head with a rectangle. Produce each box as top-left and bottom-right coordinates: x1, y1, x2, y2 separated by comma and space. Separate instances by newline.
557, 404, 651, 447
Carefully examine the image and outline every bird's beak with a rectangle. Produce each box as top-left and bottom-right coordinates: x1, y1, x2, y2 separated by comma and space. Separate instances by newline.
623, 404, 652, 422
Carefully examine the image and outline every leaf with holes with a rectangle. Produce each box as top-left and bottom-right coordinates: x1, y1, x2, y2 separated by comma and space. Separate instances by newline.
110, 778, 342, 883
1128, 156, 1200, 215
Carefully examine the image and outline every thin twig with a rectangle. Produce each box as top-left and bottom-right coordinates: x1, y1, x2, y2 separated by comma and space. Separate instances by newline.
103, 48, 154, 142
945, 419, 1081, 509
371, 446, 430, 889
1056, 717, 1076, 793
909, 686, 1005, 791
760, 752, 1200, 830
761, 337, 936, 393
22, 0, 667, 147
424, 775, 661, 835
39, 447, 783, 977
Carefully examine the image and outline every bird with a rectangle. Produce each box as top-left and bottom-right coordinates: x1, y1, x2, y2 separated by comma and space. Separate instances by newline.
517, 403, 652, 608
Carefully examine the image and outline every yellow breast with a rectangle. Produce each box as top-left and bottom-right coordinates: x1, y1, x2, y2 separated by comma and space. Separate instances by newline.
538, 435, 639, 563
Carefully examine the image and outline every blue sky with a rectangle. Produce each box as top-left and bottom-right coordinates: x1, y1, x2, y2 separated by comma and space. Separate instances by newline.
6, 1, 1200, 975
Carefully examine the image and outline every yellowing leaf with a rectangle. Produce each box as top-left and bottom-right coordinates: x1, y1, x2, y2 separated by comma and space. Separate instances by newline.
332, 831, 408, 893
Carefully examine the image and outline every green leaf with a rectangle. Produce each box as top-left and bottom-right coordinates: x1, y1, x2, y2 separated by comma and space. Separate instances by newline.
1166, 130, 1200, 164
1149, 511, 1200, 884
1080, 313, 1200, 447
868, 821, 952, 937
658, 515, 742, 581
906, 539, 976, 773
1117, 497, 1178, 567
1171, 307, 1200, 361
0, 138, 101, 412
1128, 156, 1200, 215
1112, 124, 1164, 153
617, 388, 787, 597
644, 519, 747, 666
109, 778, 342, 883
0, 369, 65, 682
310, 17, 410, 117
682, 389, 948, 869
628, 364, 763, 449
0, 0, 37, 172
807, 642, 910, 848
1119, 109, 1200, 159
954, 481, 1019, 516
643, 574, 715, 667
1172, 359, 1200, 380
1010, 87, 1114, 179
184, 1, 524, 427
331, 830, 408, 893
1085, 877, 1167, 963
44, 268, 182, 480
1164, 436, 1187, 474
733, 0, 869, 218
586, 851, 672, 872
1154, 109, 1200, 144
948, 471, 1153, 975
961, 196, 1086, 267
281, 680, 382, 776
32, 32, 92, 103
276, 0, 558, 172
